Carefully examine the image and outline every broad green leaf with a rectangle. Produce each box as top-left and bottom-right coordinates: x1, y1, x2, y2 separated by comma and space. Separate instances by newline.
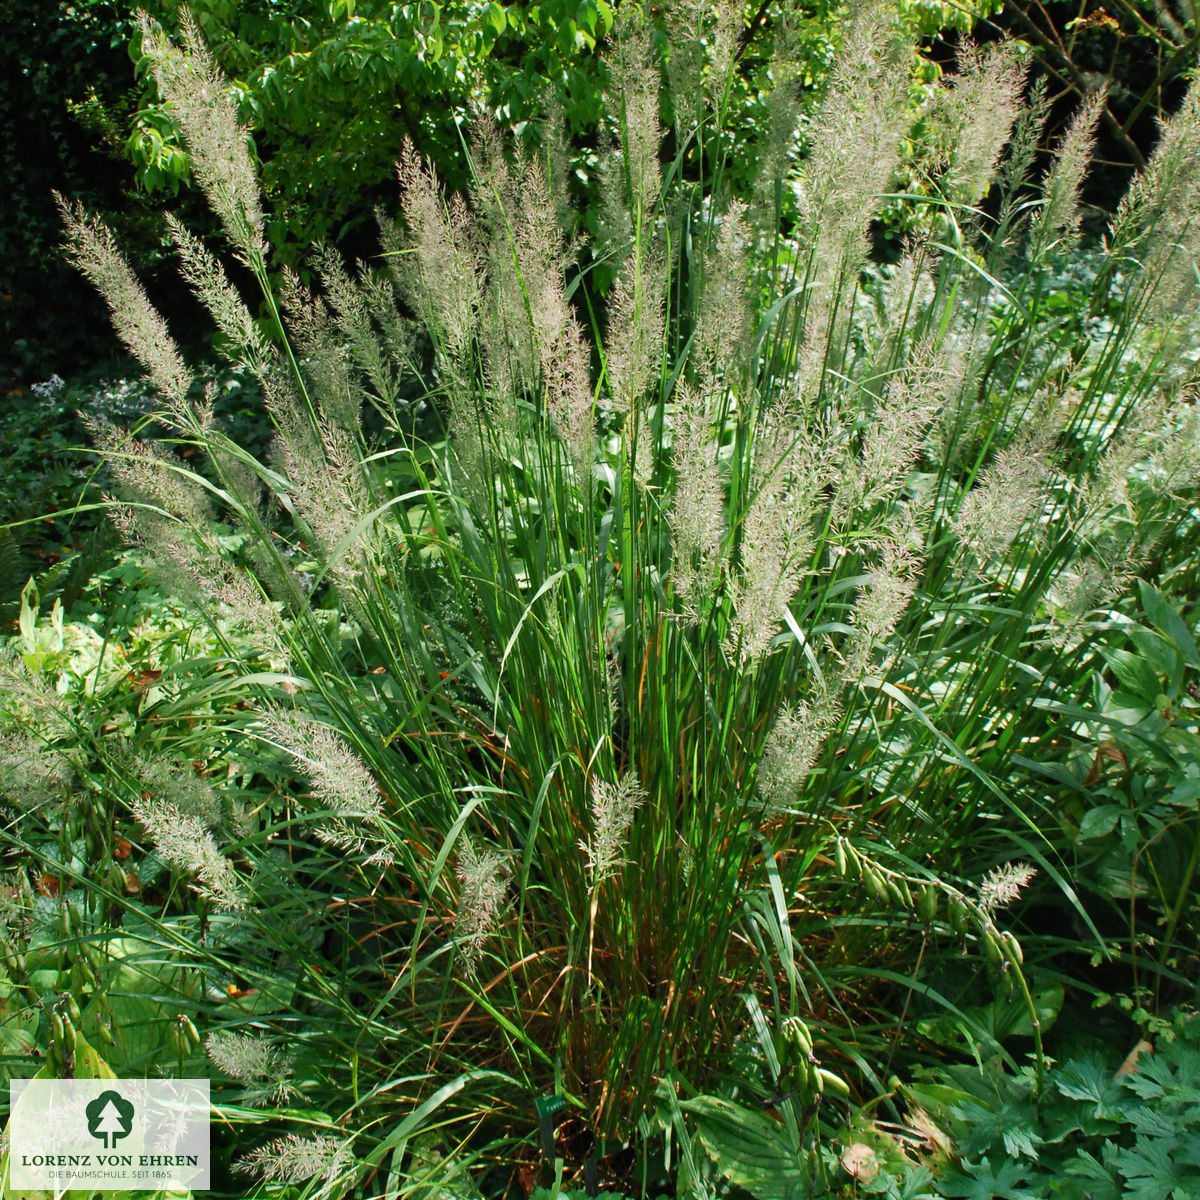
681, 1095, 809, 1200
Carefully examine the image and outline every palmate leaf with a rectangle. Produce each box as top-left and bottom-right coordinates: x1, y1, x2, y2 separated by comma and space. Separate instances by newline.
1179, 1132, 1200, 1169
1116, 1132, 1200, 1200
1121, 1043, 1200, 1104
952, 1098, 1043, 1162
1055, 1054, 1129, 1122
888, 1163, 940, 1200
1060, 1145, 1121, 1200
933, 1155, 1040, 1200
1127, 1103, 1180, 1138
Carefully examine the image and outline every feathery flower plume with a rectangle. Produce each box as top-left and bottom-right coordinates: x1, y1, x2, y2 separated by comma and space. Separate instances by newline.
313, 245, 401, 419
726, 424, 825, 664
86, 422, 214, 528
835, 343, 945, 522
879, 245, 936, 336
1112, 72, 1200, 258
661, 0, 739, 113
473, 134, 538, 420
269, 414, 369, 579
136, 9, 265, 260
1045, 558, 1136, 648
757, 692, 842, 816
56, 198, 193, 418
0, 648, 70, 736
954, 434, 1052, 561
841, 544, 921, 681
540, 301, 595, 478
90, 431, 288, 658
235, 1134, 350, 1183
752, 61, 802, 219
0, 729, 72, 810
131, 795, 246, 910
668, 383, 725, 614
706, 0, 740, 103
1143, 388, 1200, 497
275, 265, 356, 432
661, 0, 705, 112
358, 265, 417, 396
977, 861, 1037, 914
454, 837, 509, 966
1073, 414, 1147, 536
936, 40, 1027, 207
393, 140, 481, 373
257, 709, 383, 826
1030, 86, 1107, 257
796, 4, 908, 273
1111, 74, 1200, 319
1042, 409, 1158, 642
83, 420, 236, 607
136, 756, 222, 827
580, 772, 646, 887
205, 1031, 296, 1105
510, 155, 595, 472
212, 566, 291, 669
165, 214, 270, 373
695, 201, 753, 377
787, 6, 910, 407
605, 248, 667, 417
608, 12, 662, 224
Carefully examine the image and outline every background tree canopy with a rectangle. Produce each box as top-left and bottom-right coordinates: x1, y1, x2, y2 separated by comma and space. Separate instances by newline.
5, 0, 1002, 384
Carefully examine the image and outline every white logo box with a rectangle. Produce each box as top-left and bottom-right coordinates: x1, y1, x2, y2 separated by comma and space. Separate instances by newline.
10, 1079, 210, 1191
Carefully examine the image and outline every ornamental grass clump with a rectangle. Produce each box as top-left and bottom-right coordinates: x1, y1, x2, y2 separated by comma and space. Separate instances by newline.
35, 0, 1200, 1190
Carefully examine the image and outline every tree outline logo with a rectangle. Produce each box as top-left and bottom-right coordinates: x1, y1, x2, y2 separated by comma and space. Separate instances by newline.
85, 1089, 135, 1149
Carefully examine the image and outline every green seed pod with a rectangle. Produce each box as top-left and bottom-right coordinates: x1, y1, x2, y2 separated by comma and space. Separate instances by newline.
65, 993, 82, 1025
816, 1068, 850, 1099
50, 1011, 65, 1045
918, 884, 938, 923
782, 1016, 812, 1060
97, 1019, 115, 1046
179, 1015, 201, 1048
61, 1014, 76, 1052
1000, 930, 1024, 966
981, 929, 1004, 967
808, 1059, 824, 1095
835, 839, 848, 876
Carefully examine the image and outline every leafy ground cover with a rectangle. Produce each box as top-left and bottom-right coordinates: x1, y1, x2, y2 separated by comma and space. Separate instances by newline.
3, 1, 1200, 1198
